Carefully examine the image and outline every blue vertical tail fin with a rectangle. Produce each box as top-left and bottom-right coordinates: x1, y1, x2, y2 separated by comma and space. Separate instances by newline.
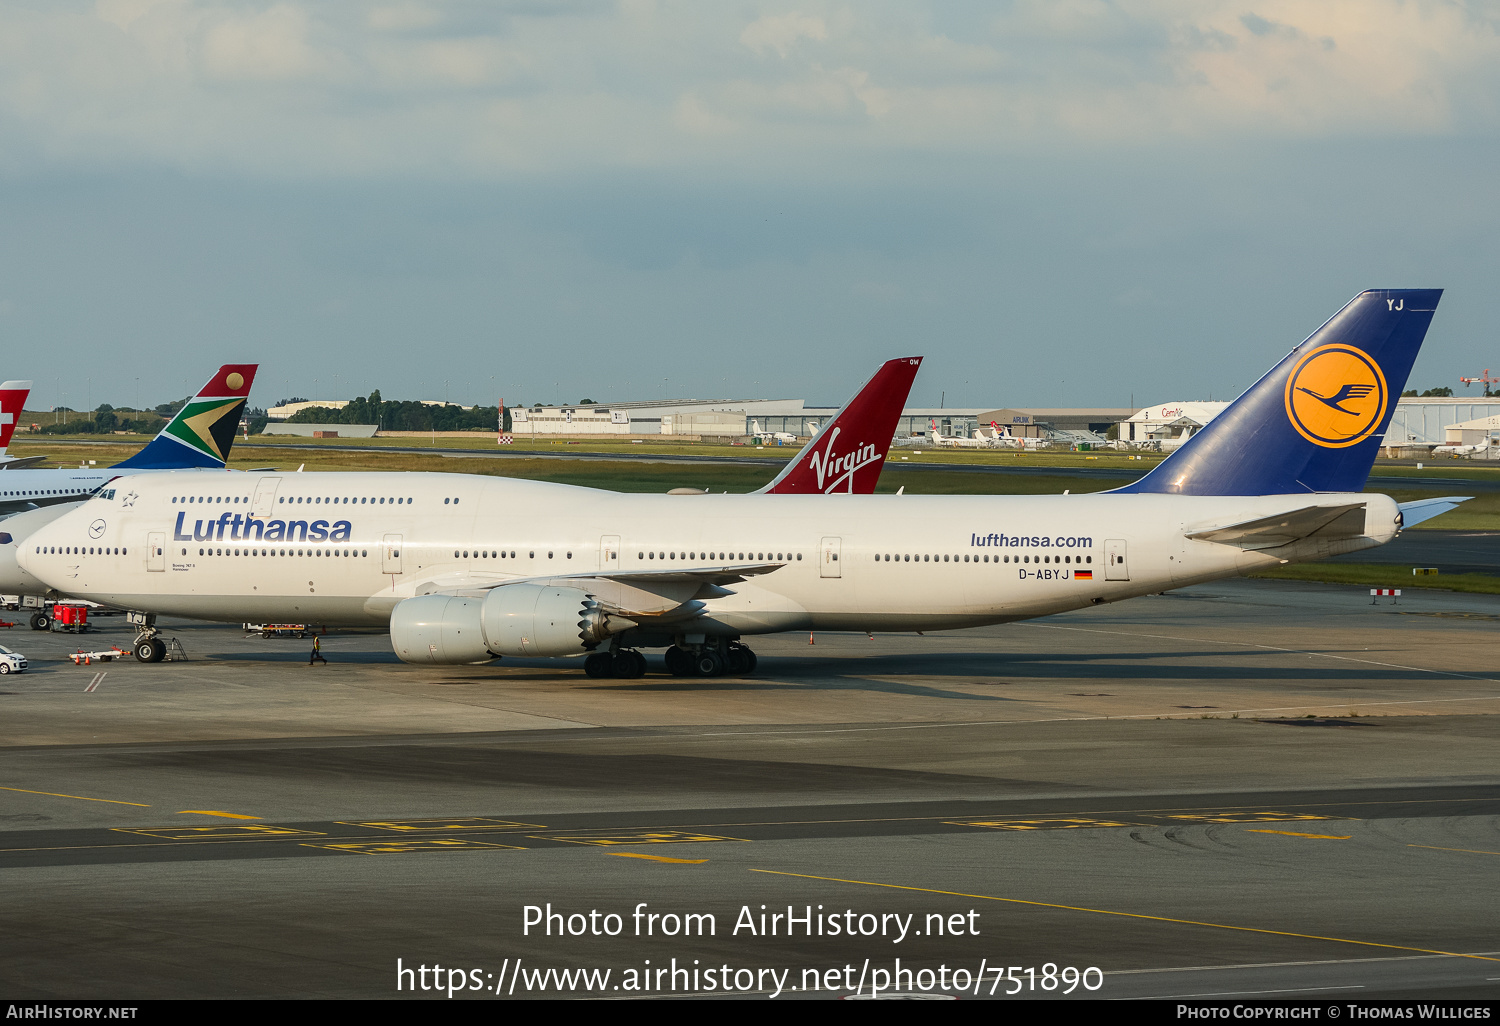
1116, 290, 1441, 496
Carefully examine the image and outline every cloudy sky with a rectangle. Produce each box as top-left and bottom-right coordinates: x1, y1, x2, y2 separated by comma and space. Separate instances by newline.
2, 1, 1497, 412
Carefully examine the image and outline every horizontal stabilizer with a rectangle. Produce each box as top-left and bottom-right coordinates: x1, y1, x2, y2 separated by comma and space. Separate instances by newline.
1397, 496, 1472, 529
0, 455, 48, 470
1186, 502, 1367, 551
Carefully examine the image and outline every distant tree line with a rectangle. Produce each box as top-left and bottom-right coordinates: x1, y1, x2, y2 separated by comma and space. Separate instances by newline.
1402, 387, 1455, 397
33, 403, 173, 435
283, 391, 508, 432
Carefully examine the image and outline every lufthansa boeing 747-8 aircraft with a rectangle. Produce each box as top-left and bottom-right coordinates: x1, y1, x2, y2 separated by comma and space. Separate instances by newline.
17, 292, 1469, 673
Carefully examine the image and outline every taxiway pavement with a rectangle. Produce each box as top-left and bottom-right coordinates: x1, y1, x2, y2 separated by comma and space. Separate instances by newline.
2, 578, 1497, 1000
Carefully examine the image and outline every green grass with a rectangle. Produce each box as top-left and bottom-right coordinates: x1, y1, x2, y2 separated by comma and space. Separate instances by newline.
1248, 563, 1500, 594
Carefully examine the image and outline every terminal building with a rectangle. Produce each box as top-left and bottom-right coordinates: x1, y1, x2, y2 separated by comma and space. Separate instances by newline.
1118, 402, 1231, 449
509, 398, 835, 439
508, 399, 1134, 443
1115, 397, 1500, 454
1382, 398, 1500, 448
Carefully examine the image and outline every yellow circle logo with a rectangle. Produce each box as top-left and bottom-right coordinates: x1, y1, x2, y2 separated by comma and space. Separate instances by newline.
226, 372, 244, 390
1284, 344, 1388, 448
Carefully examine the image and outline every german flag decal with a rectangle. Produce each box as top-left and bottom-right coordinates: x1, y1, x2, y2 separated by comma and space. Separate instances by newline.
1075, 570, 1093, 580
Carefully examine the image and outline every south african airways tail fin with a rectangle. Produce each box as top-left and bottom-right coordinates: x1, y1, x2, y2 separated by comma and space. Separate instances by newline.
1116, 290, 1441, 496
755, 357, 922, 494
114, 365, 258, 470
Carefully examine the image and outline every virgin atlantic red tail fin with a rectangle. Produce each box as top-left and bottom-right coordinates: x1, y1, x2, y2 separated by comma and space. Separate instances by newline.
756, 357, 921, 495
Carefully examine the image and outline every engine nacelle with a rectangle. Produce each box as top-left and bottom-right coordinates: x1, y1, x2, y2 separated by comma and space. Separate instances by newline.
390, 585, 621, 664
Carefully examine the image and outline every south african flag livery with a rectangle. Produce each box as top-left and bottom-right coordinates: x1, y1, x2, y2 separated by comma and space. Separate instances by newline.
114, 365, 257, 470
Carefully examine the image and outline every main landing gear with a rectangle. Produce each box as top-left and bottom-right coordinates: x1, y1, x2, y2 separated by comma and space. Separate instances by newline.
129, 611, 168, 664
664, 641, 756, 678
583, 649, 647, 680
584, 638, 759, 679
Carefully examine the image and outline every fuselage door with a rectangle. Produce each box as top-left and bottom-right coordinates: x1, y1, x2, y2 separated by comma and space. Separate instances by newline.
820, 536, 842, 579
382, 533, 403, 575
599, 535, 620, 572
148, 531, 165, 572
251, 477, 282, 519
1105, 538, 1129, 581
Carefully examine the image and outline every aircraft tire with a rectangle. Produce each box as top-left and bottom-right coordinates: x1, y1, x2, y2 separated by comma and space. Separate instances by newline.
612, 651, 645, 679
584, 652, 613, 679
664, 646, 693, 676
744, 648, 757, 673
725, 646, 754, 675
134, 640, 158, 663
29, 612, 49, 631
693, 651, 723, 677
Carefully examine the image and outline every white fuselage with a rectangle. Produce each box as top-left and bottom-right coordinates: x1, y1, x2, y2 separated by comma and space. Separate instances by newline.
0, 465, 239, 513
0, 467, 124, 510
16, 471, 1398, 636
0, 469, 240, 598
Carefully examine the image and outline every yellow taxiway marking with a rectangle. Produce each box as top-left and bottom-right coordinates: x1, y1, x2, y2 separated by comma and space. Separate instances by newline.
949, 818, 1139, 831
114, 825, 324, 840
613, 853, 709, 864
342, 817, 544, 832
542, 831, 747, 846
177, 810, 262, 820
0, 786, 150, 807
1247, 830, 1352, 840
748, 870, 1500, 964
1166, 812, 1343, 824
1409, 844, 1500, 857
305, 839, 524, 855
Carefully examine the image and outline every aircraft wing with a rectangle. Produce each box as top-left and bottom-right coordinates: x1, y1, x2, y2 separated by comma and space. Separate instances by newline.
1185, 502, 1369, 551
1397, 496, 1472, 529
419, 562, 787, 617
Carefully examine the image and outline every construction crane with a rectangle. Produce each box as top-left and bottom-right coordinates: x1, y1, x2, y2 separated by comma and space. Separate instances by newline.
1459, 369, 1499, 396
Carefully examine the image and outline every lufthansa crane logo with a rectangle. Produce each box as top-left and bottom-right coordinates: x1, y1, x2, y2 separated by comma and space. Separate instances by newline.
1284, 343, 1388, 448
88, 519, 107, 539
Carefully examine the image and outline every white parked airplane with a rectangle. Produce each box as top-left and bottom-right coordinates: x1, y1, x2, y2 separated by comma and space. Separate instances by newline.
0, 365, 257, 626
1432, 442, 1489, 458
749, 420, 799, 445
17, 292, 1469, 673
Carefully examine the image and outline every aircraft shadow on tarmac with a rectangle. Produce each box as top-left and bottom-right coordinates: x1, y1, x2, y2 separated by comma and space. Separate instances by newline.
592, 651, 1435, 687
200, 647, 1433, 687
97, 744, 1012, 794
207, 650, 405, 663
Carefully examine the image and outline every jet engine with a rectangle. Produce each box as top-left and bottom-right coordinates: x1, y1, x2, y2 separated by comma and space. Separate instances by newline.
390, 585, 625, 664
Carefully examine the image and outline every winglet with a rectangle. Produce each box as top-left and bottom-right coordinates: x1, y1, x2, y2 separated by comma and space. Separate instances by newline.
756, 357, 922, 494
113, 365, 258, 470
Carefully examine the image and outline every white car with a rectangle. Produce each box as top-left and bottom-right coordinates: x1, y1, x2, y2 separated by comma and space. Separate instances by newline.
0, 644, 26, 674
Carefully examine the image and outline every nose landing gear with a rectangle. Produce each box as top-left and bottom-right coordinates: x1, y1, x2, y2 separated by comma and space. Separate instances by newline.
134, 638, 167, 663
128, 611, 171, 663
